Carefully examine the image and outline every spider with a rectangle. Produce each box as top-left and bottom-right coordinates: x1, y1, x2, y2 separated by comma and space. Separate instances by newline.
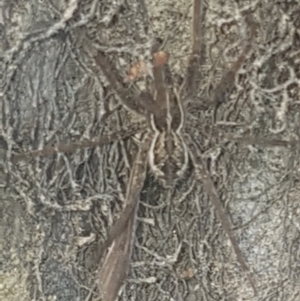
3, 1, 300, 301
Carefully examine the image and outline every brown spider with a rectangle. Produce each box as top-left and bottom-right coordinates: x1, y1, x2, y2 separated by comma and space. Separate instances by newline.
83, 2, 259, 299
11, 0, 257, 298
3, 1, 300, 301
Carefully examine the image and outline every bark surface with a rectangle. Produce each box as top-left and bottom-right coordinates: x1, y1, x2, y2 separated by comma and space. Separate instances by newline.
1, 1, 300, 301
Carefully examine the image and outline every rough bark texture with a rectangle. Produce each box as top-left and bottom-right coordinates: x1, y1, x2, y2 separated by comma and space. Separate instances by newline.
1, 0, 300, 301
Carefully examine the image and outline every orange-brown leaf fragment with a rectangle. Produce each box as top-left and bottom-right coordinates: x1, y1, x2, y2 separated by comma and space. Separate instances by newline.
124, 60, 148, 82
124, 51, 169, 82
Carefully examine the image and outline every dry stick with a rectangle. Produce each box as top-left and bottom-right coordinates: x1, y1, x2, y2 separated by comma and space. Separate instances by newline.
11, 123, 145, 162
98, 131, 153, 301
191, 152, 258, 296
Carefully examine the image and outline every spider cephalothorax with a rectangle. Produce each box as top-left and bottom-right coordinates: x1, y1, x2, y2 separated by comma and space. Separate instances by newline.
148, 86, 189, 187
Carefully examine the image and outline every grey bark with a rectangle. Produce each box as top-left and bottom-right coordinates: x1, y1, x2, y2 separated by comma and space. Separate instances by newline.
1, 0, 300, 301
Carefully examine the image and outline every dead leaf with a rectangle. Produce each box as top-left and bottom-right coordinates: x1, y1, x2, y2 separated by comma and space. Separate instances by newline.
124, 51, 169, 82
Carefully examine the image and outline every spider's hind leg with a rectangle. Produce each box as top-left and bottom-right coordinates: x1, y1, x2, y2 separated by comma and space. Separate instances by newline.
188, 144, 258, 296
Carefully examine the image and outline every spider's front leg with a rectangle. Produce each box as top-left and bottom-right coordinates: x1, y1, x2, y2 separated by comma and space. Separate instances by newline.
83, 41, 155, 118
98, 213, 135, 301
179, 0, 205, 100
98, 131, 153, 301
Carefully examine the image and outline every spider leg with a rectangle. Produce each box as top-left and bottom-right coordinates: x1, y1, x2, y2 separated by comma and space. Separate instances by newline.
199, 125, 298, 149
98, 131, 153, 301
181, 0, 205, 96
83, 41, 148, 117
189, 149, 257, 295
212, 43, 252, 108
11, 123, 145, 162
220, 132, 298, 149
98, 213, 136, 301
211, 17, 257, 109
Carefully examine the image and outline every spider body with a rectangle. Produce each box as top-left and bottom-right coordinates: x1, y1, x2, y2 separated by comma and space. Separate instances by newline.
147, 68, 189, 187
